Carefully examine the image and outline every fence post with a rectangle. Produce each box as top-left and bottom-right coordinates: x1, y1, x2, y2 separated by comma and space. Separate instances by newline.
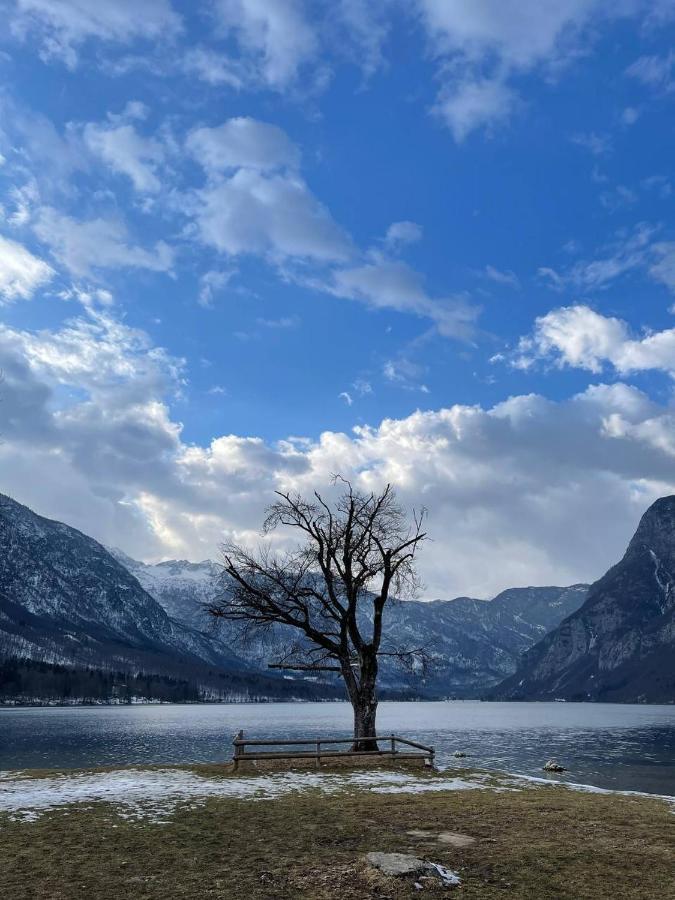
233, 729, 244, 771
390, 734, 396, 759
316, 740, 321, 768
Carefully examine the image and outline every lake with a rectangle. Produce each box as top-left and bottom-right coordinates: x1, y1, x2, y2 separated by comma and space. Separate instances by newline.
1, 701, 673, 796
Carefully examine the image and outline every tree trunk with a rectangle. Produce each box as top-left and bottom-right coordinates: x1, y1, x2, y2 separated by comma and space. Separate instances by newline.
351, 687, 378, 752
346, 647, 379, 751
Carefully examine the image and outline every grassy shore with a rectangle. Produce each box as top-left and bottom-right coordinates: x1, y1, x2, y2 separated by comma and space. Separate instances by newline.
1, 763, 673, 899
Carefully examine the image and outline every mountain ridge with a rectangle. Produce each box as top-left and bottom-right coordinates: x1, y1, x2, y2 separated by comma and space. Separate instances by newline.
496, 495, 675, 702
113, 550, 588, 697
0, 491, 591, 702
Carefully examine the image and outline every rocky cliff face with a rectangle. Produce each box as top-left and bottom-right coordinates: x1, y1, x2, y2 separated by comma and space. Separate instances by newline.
497, 496, 675, 702
0, 493, 247, 676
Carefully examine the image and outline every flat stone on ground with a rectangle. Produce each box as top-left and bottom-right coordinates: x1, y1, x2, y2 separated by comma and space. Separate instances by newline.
365, 852, 430, 877
438, 831, 476, 847
406, 829, 476, 847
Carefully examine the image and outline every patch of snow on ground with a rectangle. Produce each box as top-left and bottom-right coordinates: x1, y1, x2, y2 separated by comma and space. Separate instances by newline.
0, 769, 496, 823
1, 767, 672, 825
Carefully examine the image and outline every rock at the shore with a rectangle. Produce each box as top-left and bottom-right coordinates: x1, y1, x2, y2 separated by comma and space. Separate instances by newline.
543, 759, 566, 772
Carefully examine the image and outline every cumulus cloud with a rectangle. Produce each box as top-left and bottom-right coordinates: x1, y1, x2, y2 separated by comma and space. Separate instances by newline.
186, 118, 299, 173
435, 77, 518, 142
327, 257, 479, 339
414, 0, 650, 140
83, 121, 165, 193
384, 221, 423, 248
212, 0, 319, 90
191, 168, 352, 262
0, 234, 54, 302
1, 307, 674, 596
11, 0, 182, 68
182, 46, 247, 89
513, 305, 675, 377
183, 1, 387, 92
183, 117, 480, 335
184, 117, 351, 263
33, 207, 174, 276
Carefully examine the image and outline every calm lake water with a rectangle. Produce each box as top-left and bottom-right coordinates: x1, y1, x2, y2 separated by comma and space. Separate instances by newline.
1, 701, 673, 796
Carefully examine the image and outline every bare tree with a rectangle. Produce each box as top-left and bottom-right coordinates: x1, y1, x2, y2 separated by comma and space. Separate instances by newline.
208, 479, 427, 750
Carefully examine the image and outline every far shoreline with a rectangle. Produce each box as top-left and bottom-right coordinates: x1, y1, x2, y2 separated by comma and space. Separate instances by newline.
2, 697, 675, 709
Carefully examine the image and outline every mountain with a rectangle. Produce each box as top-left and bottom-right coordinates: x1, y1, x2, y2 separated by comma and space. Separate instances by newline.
378, 585, 589, 695
114, 551, 588, 697
497, 496, 675, 703
0, 494, 341, 703
0, 491, 590, 703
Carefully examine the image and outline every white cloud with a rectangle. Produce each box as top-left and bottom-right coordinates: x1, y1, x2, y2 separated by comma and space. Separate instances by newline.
256, 315, 299, 329
0, 234, 54, 302
414, 0, 650, 140
186, 118, 299, 173
484, 265, 520, 289
331, 0, 389, 77
8, 306, 183, 399
212, 0, 319, 90
338, 391, 353, 406
383, 357, 429, 393
12, 0, 182, 67
626, 51, 675, 91
539, 226, 675, 295
622, 106, 640, 125
191, 168, 352, 262
198, 270, 235, 308
184, 119, 479, 334
328, 257, 479, 338
649, 242, 675, 291
384, 221, 423, 248
83, 122, 165, 193
434, 77, 518, 142
513, 305, 675, 377
2, 308, 674, 596
33, 207, 174, 276
571, 131, 612, 156
183, 47, 246, 89
547, 223, 656, 291
599, 185, 638, 213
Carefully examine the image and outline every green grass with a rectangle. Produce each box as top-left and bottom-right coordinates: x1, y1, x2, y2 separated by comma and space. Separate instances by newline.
1, 765, 673, 899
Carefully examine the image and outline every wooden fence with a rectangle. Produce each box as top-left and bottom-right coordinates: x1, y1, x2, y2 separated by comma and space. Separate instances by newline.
231, 730, 435, 769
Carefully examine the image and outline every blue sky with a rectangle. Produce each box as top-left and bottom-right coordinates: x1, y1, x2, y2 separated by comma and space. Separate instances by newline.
1, 1, 674, 597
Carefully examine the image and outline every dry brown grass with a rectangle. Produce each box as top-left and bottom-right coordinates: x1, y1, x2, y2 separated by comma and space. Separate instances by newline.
1, 766, 673, 899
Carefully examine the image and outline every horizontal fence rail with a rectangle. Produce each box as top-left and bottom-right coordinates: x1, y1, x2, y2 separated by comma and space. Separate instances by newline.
231, 731, 435, 769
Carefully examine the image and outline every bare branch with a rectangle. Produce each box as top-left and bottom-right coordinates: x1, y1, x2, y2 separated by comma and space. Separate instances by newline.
207, 477, 430, 745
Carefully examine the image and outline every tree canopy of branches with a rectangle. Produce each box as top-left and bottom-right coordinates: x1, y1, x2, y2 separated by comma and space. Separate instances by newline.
208, 479, 427, 749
